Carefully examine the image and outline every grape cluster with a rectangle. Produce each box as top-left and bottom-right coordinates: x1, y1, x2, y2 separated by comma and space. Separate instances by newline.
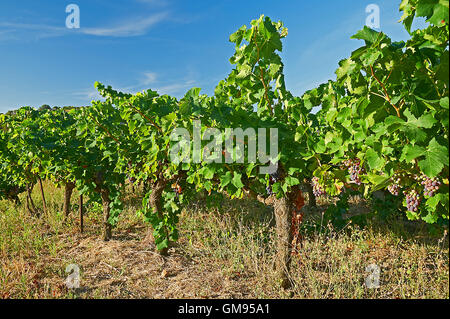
342, 159, 352, 167
311, 177, 326, 197
344, 158, 365, 185
266, 170, 280, 196
387, 183, 400, 196
270, 170, 280, 182
404, 189, 421, 212
388, 174, 401, 196
418, 174, 441, 197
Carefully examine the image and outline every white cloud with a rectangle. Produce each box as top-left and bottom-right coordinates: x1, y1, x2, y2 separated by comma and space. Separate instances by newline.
135, 71, 198, 96
72, 88, 102, 101
0, 29, 17, 41
153, 80, 196, 95
142, 72, 158, 85
0, 12, 169, 41
82, 12, 168, 37
126, 71, 196, 95
71, 69, 200, 105
0, 22, 68, 40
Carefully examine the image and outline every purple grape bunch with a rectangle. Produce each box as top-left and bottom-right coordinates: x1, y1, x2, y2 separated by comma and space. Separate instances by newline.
418, 174, 441, 197
404, 189, 421, 212
387, 174, 401, 196
311, 177, 326, 197
270, 170, 280, 183
344, 158, 365, 185
388, 183, 400, 196
266, 170, 280, 196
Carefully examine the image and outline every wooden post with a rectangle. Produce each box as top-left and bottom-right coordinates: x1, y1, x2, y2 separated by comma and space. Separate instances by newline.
27, 183, 38, 216
38, 177, 48, 215
79, 194, 84, 233
305, 181, 316, 207
63, 182, 75, 218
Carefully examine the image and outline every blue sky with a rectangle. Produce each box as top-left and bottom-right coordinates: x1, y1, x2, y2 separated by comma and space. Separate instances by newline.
0, 0, 426, 113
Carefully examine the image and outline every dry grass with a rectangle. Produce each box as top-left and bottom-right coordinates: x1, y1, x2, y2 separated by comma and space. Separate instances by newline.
0, 183, 448, 299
